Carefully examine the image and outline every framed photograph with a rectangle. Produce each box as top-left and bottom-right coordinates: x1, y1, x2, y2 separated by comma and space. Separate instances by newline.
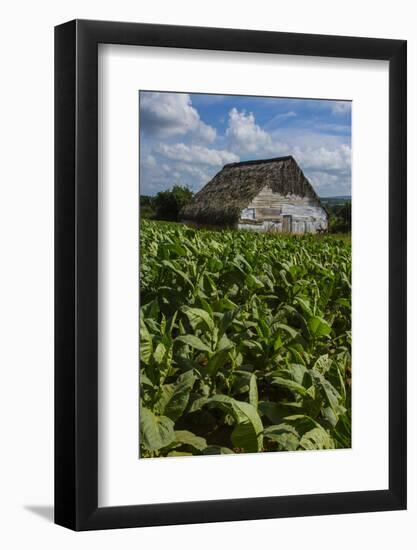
55, 19, 406, 530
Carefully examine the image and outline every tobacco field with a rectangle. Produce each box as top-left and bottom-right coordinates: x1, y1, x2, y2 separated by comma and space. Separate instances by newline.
140, 220, 351, 457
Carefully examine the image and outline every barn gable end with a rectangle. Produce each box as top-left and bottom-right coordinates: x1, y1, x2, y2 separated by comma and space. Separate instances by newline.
180, 156, 328, 233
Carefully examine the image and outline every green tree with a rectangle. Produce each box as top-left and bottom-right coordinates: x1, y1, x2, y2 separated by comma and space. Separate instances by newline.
328, 202, 351, 233
153, 186, 194, 221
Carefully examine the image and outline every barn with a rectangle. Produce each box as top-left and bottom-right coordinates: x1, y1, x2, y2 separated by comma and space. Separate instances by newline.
180, 155, 328, 234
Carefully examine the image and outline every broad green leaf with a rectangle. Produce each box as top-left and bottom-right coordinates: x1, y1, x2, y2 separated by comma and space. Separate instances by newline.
187, 395, 209, 413
294, 296, 313, 317
231, 422, 259, 452
313, 354, 332, 375
259, 401, 289, 423
216, 333, 234, 352
206, 349, 231, 378
245, 273, 264, 290
207, 395, 263, 452
140, 371, 154, 389
153, 342, 166, 364
286, 363, 311, 386
263, 424, 300, 451
140, 408, 175, 451
218, 309, 239, 339
157, 371, 196, 421
264, 432, 299, 451
308, 316, 332, 337
176, 334, 211, 352
181, 306, 214, 332
273, 323, 298, 340
173, 430, 207, 451
299, 427, 334, 450
269, 375, 308, 396
264, 423, 299, 437
283, 414, 334, 449
140, 316, 153, 364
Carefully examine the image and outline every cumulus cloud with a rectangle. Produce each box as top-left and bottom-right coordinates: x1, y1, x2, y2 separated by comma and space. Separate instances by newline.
224, 107, 351, 196
293, 144, 351, 172
305, 169, 351, 196
140, 143, 239, 194
140, 92, 216, 143
226, 108, 287, 156
157, 142, 239, 166
140, 94, 351, 197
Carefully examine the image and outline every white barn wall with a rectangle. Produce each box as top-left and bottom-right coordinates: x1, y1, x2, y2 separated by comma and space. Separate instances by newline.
238, 186, 328, 233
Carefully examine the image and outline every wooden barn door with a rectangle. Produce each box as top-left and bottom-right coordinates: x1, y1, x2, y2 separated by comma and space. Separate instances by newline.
283, 215, 292, 233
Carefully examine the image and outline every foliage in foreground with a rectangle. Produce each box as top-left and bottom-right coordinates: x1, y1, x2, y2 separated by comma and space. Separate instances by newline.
140, 220, 351, 457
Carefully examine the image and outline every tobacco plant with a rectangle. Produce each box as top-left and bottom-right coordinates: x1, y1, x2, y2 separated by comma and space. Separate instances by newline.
140, 220, 351, 457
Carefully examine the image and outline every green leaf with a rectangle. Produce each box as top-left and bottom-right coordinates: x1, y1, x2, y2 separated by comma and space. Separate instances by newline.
242, 339, 263, 352
294, 296, 313, 317
173, 430, 207, 451
286, 363, 311, 386
157, 371, 196, 421
218, 309, 239, 339
176, 334, 211, 352
313, 354, 332, 375
245, 273, 264, 289
161, 260, 193, 288
167, 451, 193, 457
249, 374, 258, 409
206, 349, 231, 378
300, 427, 334, 450
263, 424, 300, 451
187, 395, 209, 413
273, 323, 299, 340
182, 306, 214, 332
207, 395, 263, 452
231, 423, 259, 452
140, 316, 153, 364
308, 316, 331, 337
264, 423, 299, 437
269, 375, 308, 396
283, 414, 334, 450
153, 342, 166, 364
140, 408, 175, 451
259, 400, 300, 423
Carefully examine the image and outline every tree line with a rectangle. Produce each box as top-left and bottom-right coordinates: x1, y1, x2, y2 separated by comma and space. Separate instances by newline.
140, 186, 194, 222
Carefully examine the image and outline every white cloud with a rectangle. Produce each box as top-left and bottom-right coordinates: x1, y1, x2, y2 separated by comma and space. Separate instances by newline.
264, 110, 297, 129
225, 108, 287, 156
305, 170, 351, 197
140, 92, 216, 143
140, 99, 351, 197
157, 142, 239, 166
293, 144, 351, 172
142, 154, 156, 168
331, 101, 351, 114
140, 142, 239, 194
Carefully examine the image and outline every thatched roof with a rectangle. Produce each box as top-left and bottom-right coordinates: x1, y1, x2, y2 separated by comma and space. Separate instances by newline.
180, 155, 323, 226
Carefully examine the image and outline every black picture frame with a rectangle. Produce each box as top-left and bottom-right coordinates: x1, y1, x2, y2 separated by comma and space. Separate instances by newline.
55, 19, 407, 531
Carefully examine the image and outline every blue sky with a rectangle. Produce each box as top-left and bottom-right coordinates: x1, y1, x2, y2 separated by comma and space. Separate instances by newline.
139, 91, 351, 197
